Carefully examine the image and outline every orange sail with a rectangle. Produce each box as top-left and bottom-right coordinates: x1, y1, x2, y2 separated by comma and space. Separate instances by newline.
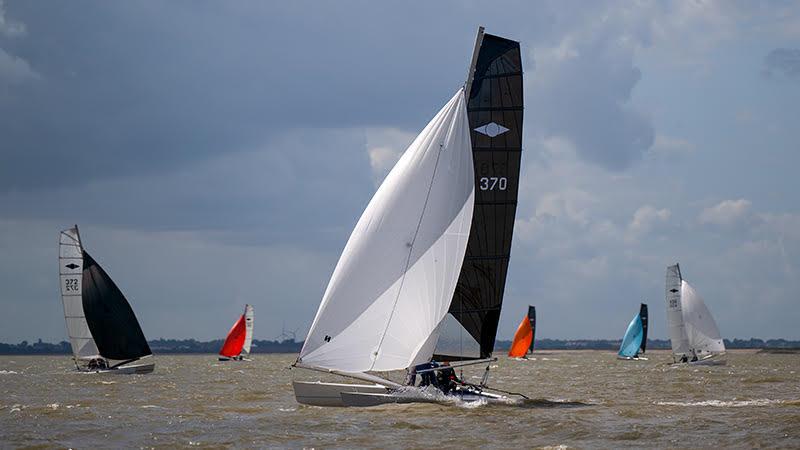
219, 314, 247, 358
508, 315, 533, 358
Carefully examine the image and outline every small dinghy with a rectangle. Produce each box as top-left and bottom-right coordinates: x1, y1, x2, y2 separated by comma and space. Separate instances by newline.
292, 27, 526, 407
508, 306, 536, 359
617, 303, 648, 360
59, 225, 154, 374
665, 264, 726, 366
218, 305, 254, 361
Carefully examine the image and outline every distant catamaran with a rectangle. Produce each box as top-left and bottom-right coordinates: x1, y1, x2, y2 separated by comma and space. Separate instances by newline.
59, 225, 154, 374
665, 264, 726, 365
618, 303, 648, 360
508, 306, 536, 359
292, 27, 524, 407
219, 305, 254, 361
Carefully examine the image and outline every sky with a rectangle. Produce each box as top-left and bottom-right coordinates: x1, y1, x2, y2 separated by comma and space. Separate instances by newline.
1, 1, 799, 343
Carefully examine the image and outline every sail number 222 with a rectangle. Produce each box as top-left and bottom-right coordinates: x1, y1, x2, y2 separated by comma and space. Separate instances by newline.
479, 177, 508, 191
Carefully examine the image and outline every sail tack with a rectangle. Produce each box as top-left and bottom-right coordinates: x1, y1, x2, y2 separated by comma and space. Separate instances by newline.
441, 31, 524, 360
298, 89, 475, 373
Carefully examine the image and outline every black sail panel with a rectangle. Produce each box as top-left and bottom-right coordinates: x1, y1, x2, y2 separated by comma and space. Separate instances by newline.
438, 31, 523, 360
528, 305, 536, 353
640, 303, 648, 354
82, 251, 151, 360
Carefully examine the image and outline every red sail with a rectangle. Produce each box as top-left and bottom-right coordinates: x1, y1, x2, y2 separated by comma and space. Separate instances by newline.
219, 314, 247, 357
508, 315, 533, 358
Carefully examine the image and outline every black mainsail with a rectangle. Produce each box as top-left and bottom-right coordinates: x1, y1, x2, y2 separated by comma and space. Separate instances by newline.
639, 303, 648, 354
82, 251, 152, 361
435, 28, 524, 361
528, 305, 536, 353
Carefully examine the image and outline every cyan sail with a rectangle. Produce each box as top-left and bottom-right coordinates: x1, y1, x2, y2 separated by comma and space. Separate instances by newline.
618, 313, 644, 358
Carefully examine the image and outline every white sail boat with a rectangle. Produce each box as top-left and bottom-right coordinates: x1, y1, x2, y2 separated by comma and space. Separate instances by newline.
59, 225, 154, 374
292, 27, 525, 407
665, 264, 726, 365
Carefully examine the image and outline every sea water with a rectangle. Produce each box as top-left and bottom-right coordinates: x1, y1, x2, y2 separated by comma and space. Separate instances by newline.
1, 350, 798, 448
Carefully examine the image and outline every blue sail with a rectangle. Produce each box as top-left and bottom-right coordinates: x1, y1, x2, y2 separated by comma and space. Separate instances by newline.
618, 313, 644, 358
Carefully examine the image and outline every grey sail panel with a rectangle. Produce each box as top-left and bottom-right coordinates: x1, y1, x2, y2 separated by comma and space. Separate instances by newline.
439, 31, 523, 360
528, 305, 536, 353
82, 251, 152, 361
640, 303, 648, 354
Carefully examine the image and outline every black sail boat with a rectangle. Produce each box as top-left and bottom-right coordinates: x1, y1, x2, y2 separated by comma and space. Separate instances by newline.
59, 225, 154, 374
434, 27, 524, 362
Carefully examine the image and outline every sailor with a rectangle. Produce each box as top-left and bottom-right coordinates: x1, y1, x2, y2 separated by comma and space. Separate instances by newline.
690, 349, 698, 362
413, 361, 439, 387
679, 354, 688, 363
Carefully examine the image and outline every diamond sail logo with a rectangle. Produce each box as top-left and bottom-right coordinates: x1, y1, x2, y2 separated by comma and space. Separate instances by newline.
474, 122, 509, 138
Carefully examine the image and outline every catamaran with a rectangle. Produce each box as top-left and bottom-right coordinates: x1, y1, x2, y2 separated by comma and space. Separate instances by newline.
617, 303, 648, 360
292, 27, 524, 407
508, 306, 536, 359
665, 264, 726, 365
59, 225, 154, 374
219, 304, 254, 361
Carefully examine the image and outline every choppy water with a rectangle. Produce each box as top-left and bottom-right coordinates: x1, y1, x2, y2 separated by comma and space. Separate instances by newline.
1, 350, 799, 448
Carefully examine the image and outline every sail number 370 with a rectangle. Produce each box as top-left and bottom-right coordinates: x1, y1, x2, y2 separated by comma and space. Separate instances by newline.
479, 177, 508, 191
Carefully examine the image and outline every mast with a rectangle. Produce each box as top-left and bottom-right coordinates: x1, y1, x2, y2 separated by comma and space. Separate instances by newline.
436, 28, 524, 361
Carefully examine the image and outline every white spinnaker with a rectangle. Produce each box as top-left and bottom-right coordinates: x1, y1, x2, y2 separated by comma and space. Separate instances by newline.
243, 304, 254, 355
681, 281, 725, 355
59, 227, 101, 361
298, 89, 474, 373
665, 264, 690, 357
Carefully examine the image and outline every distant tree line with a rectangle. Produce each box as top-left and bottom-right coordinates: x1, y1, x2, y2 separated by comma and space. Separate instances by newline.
2, 337, 798, 355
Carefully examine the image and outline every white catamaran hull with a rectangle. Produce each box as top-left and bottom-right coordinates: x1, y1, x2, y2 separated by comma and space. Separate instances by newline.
672, 354, 727, 366
617, 355, 648, 361
80, 361, 155, 374
292, 380, 390, 407
340, 387, 508, 407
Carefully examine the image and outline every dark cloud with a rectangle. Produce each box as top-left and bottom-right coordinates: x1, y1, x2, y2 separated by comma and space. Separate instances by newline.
763, 48, 800, 80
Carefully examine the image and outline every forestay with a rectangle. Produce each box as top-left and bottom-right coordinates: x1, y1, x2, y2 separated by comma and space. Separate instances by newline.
298, 89, 475, 373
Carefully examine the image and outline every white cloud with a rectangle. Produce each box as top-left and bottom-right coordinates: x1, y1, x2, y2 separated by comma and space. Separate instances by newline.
363, 127, 416, 185
0, 0, 25, 37
627, 205, 671, 240
0, 47, 39, 84
698, 199, 752, 226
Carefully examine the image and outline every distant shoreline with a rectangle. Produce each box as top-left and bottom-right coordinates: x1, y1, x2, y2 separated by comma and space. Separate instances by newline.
2, 337, 798, 355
